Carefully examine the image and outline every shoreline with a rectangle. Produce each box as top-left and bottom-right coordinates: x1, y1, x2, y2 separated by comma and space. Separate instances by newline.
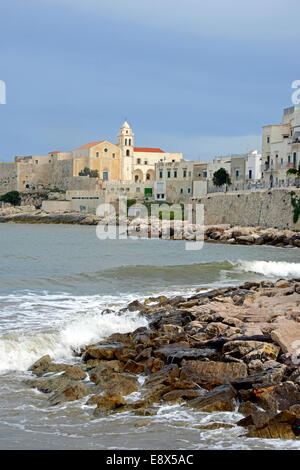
26, 278, 300, 441
1, 207, 300, 248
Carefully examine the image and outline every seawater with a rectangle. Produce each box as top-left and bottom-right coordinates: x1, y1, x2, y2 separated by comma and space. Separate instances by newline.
0, 223, 300, 450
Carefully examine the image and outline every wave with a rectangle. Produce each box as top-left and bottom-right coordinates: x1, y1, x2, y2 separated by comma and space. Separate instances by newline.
0, 308, 147, 373
237, 260, 300, 278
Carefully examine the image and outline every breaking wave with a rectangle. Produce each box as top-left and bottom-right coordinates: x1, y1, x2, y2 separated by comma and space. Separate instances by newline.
237, 260, 300, 278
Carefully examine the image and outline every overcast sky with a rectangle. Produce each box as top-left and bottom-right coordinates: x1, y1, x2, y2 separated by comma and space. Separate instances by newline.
0, 0, 299, 161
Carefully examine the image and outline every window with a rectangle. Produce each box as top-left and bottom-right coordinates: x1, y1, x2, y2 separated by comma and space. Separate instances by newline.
288, 155, 291, 163
126, 150, 130, 156
161, 194, 165, 199
172, 159, 175, 162
96, 152, 99, 158
203, 171, 207, 178
180, 188, 183, 194
125, 139, 127, 145
129, 139, 131, 145
103, 171, 108, 181
183, 170, 187, 178
235, 170, 239, 180
104, 148, 108, 152
159, 171, 163, 178
144, 161, 148, 165
174, 171, 177, 178
188, 188, 191, 193
137, 158, 141, 164
249, 169, 252, 179
167, 171, 171, 178
35, 160, 38, 164
112, 153, 115, 158
267, 136, 270, 143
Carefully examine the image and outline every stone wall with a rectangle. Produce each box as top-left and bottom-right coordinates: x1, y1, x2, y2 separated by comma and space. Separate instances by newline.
193, 188, 300, 230
0, 163, 18, 194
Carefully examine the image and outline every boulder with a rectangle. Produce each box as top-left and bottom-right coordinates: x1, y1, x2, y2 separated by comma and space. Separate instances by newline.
83, 342, 124, 361
271, 320, 300, 354
89, 394, 125, 416
49, 382, 87, 406
91, 370, 139, 396
188, 384, 237, 412
180, 360, 248, 387
255, 382, 300, 412
162, 388, 206, 404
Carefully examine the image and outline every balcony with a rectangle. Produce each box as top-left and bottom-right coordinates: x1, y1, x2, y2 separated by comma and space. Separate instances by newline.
286, 162, 296, 169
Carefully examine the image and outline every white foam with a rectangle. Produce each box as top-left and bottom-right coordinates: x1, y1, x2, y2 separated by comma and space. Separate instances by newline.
237, 260, 300, 278
0, 309, 147, 373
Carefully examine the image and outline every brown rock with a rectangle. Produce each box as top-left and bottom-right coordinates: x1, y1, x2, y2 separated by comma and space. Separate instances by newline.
91, 371, 139, 396
49, 382, 87, 406
123, 360, 145, 374
90, 394, 125, 416
271, 320, 300, 354
83, 342, 124, 361
256, 382, 300, 412
145, 357, 165, 374
180, 360, 248, 387
188, 384, 237, 412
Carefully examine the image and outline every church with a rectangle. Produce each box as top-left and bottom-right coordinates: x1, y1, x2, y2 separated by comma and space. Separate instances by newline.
1, 121, 183, 194
48, 120, 183, 184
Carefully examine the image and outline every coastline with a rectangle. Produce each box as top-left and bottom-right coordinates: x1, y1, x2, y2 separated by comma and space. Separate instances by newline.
26, 278, 300, 441
1, 206, 300, 248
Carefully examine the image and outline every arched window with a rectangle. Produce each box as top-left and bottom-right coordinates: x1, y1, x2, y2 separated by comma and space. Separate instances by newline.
126, 150, 130, 156
125, 139, 127, 145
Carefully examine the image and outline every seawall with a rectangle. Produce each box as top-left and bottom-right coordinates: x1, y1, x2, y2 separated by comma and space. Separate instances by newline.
195, 188, 300, 231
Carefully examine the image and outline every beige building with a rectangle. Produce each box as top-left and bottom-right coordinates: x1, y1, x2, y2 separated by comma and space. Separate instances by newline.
262, 106, 300, 187
154, 160, 194, 203
0, 120, 183, 195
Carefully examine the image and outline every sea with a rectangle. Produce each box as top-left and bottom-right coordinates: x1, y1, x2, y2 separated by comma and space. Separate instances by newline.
0, 223, 300, 450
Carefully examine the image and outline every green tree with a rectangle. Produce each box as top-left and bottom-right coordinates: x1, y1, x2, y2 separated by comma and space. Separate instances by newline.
78, 167, 99, 178
0, 190, 21, 206
213, 168, 231, 187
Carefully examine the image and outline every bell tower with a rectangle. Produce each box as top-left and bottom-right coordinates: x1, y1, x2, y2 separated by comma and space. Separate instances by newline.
117, 120, 134, 181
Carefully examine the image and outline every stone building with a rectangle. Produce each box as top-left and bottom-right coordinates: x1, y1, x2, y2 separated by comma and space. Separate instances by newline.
0, 120, 183, 195
154, 160, 194, 203
262, 106, 300, 187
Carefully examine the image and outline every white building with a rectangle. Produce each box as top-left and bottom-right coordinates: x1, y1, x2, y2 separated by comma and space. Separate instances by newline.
262, 106, 300, 187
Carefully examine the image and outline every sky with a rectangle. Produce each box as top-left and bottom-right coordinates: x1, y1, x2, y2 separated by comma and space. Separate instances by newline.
0, 0, 299, 162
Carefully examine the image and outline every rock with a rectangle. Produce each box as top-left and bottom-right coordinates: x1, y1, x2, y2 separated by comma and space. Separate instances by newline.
159, 324, 184, 337
86, 359, 123, 372
90, 394, 125, 416
153, 342, 190, 362
115, 347, 138, 362
145, 357, 165, 374
271, 320, 300, 354
248, 359, 264, 375
49, 382, 87, 406
276, 280, 292, 289
91, 371, 139, 397
222, 340, 280, 363
195, 423, 235, 430
144, 364, 180, 387
123, 360, 145, 374
180, 360, 248, 387
255, 382, 300, 412
83, 342, 124, 361
231, 365, 286, 390
238, 401, 259, 416
28, 355, 52, 376
25, 376, 72, 394
241, 407, 300, 439
162, 388, 206, 403
188, 384, 237, 412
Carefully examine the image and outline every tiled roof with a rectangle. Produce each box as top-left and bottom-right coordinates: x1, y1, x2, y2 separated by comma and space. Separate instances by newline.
134, 147, 164, 153
77, 141, 104, 150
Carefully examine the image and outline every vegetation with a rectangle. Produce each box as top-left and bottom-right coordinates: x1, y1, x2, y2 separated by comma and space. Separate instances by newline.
78, 167, 99, 178
0, 190, 21, 206
213, 168, 231, 187
290, 191, 300, 224
287, 163, 300, 187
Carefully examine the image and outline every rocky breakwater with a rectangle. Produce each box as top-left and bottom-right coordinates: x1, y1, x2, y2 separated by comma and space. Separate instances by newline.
26, 279, 300, 440
1, 205, 300, 249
